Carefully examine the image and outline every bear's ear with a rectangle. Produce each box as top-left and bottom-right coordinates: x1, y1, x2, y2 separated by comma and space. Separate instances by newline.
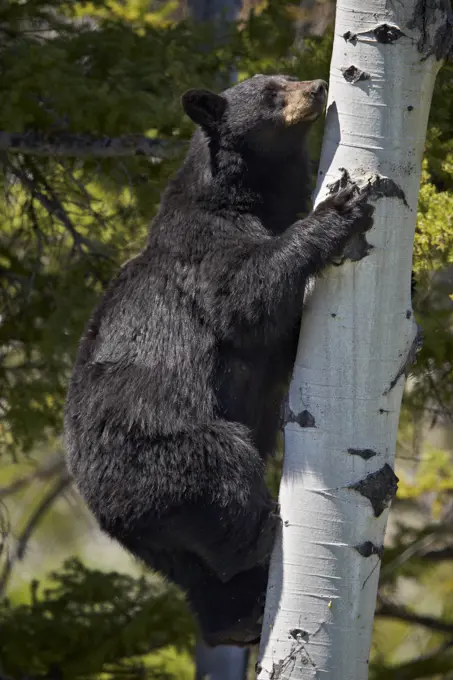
181, 89, 227, 129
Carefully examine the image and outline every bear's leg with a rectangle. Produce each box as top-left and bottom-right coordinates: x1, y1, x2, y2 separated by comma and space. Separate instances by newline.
94, 419, 278, 589
146, 419, 280, 583
177, 554, 270, 646
167, 499, 279, 584
117, 539, 268, 647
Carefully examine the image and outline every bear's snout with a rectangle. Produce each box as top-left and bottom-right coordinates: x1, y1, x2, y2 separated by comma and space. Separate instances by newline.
282, 78, 327, 125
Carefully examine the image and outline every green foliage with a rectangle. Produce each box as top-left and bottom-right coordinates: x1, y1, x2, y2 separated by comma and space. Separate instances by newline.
0, 558, 195, 679
405, 62, 453, 420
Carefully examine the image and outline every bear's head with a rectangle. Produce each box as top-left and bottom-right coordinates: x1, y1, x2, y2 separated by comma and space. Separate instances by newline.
181, 74, 327, 154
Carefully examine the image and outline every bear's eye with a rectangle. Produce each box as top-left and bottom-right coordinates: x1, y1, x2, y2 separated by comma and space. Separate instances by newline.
263, 82, 281, 108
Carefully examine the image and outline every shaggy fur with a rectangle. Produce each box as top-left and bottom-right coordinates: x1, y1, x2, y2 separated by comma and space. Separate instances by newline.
64, 74, 374, 646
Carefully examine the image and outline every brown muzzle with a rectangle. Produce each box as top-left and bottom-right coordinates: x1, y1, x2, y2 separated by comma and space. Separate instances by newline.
282, 79, 328, 124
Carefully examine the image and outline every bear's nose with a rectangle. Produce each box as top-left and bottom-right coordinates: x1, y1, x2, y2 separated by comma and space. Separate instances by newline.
310, 80, 328, 97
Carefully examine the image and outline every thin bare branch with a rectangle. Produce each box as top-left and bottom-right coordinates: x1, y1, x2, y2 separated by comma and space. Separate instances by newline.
8, 161, 84, 247
376, 598, 453, 634
0, 473, 72, 593
421, 546, 453, 562
8, 160, 101, 255
0, 453, 66, 499
59, 162, 108, 229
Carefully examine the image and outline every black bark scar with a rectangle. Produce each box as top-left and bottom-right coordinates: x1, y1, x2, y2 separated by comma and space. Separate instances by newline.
367, 175, 409, 207
408, 0, 453, 60
343, 23, 406, 45
280, 397, 316, 429
383, 326, 423, 395
348, 448, 377, 460
349, 464, 399, 517
355, 541, 385, 558
341, 65, 371, 83
374, 23, 406, 43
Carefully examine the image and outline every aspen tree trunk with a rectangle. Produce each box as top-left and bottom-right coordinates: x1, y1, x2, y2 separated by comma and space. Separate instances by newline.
257, 1, 452, 679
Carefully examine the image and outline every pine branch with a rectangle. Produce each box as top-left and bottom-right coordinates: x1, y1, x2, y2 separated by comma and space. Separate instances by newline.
0, 473, 72, 593
8, 160, 103, 255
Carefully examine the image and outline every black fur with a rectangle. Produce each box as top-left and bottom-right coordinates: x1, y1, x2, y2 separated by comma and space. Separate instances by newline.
64, 74, 374, 646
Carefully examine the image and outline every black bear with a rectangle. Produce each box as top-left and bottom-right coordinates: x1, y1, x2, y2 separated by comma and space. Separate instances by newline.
64, 74, 374, 646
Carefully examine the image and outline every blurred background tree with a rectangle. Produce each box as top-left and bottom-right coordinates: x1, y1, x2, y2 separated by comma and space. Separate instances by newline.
0, 1, 452, 678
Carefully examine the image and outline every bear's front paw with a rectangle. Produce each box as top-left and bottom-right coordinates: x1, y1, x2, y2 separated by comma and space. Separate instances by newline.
319, 183, 374, 234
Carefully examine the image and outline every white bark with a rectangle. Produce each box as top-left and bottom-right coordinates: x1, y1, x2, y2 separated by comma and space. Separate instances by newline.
257, 1, 451, 679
